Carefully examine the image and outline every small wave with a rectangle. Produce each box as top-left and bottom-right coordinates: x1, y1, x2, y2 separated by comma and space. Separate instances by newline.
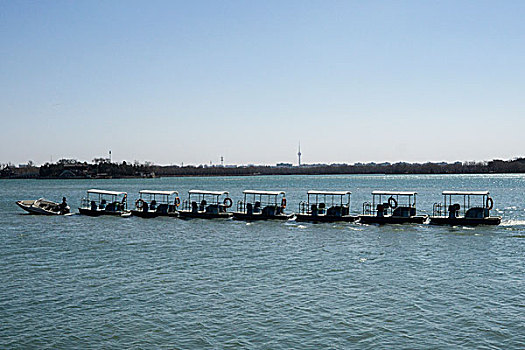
500, 220, 525, 227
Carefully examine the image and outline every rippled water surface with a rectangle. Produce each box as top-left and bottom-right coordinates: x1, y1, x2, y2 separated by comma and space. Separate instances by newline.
1, 175, 524, 348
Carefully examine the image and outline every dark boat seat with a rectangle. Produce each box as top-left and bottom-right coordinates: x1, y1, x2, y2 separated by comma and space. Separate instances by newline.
392, 206, 416, 217
262, 205, 276, 216
376, 204, 388, 217
246, 202, 253, 215
327, 206, 342, 217
206, 204, 219, 214
318, 202, 326, 215
254, 201, 262, 213
310, 204, 318, 216
191, 201, 198, 213
465, 207, 489, 219
156, 204, 168, 214
105, 202, 116, 212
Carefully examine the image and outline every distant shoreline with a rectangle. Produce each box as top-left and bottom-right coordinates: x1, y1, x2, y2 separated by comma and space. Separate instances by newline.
2, 157, 525, 179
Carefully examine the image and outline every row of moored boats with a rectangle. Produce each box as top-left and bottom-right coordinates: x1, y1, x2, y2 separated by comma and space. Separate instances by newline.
17, 188, 502, 225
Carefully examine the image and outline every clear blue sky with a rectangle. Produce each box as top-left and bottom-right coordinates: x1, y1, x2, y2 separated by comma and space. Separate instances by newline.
1, 1, 524, 166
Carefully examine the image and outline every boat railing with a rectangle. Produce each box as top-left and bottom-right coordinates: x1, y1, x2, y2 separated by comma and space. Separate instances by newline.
80, 197, 90, 209
299, 201, 308, 215
363, 202, 373, 215
433, 203, 443, 217
236, 200, 244, 213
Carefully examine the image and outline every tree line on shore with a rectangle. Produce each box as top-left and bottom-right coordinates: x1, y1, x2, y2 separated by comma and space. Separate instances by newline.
2, 157, 525, 179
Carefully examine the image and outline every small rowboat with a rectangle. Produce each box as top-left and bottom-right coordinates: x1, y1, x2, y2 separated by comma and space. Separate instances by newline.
16, 198, 70, 215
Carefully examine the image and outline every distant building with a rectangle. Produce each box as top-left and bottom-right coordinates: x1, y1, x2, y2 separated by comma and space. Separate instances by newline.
297, 142, 302, 166
59, 170, 76, 178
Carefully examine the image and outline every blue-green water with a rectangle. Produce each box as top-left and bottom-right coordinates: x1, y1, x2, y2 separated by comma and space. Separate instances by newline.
1, 174, 524, 349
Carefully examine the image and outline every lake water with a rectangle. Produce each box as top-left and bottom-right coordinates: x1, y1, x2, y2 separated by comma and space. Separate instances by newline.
1, 174, 524, 349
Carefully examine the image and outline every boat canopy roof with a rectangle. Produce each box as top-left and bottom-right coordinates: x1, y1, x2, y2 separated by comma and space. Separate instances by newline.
307, 190, 351, 195
139, 190, 178, 195
189, 190, 229, 196
442, 190, 489, 196
87, 189, 127, 196
243, 190, 285, 196
372, 191, 417, 196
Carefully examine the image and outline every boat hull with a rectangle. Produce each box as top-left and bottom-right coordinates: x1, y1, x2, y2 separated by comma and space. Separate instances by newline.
295, 214, 358, 223
131, 210, 159, 218
78, 207, 129, 217
358, 215, 428, 225
178, 211, 232, 219
131, 209, 178, 218
232, 212, 293, 221
429, 216, 501, 226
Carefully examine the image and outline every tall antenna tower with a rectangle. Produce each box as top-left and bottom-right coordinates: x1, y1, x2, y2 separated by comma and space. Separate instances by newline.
221, 156, 224, 166
297, 142, 302, 166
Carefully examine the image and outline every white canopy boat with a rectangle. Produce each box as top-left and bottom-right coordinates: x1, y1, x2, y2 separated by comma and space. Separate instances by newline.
131, 190, 180, 218
178, 190, 233, 219
359, 191, 428, 224
429, 191, 501, 225
78, 189, 130, 217
233, 190, 293, 221
296, 190, 357, 223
